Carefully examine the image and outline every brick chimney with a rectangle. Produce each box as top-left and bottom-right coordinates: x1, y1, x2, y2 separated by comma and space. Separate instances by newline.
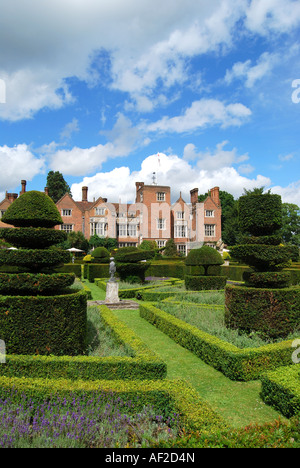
82, 186, 88, 202
210, 187, 220, 206
190, 188, 199, 205
44, 187, 49, 196
20, 180, 26, 195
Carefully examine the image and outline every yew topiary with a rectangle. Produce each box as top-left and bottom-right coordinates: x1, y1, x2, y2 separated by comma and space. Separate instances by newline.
184, 246, 226, 290
0, 190, 87, 355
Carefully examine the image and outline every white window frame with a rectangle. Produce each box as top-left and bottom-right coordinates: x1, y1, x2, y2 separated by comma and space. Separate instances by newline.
128, 224, 137, 237
156, 240, 166, 249
157, 192, 166, 202
62, 209, 72, 217
95, 207, 105, 216
174, 225, 187, 238
205, 210, 214, 217
157, 218, 166, 230
205, 224, 216, 237
118, 224, 127, 237
177, 244, 187, 256
176, 211, 185, 219
61, 224, 73, 233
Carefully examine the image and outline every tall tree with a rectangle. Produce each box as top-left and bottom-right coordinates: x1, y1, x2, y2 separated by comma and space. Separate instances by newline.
46, 171, 71, 203
281, 203, 300, 246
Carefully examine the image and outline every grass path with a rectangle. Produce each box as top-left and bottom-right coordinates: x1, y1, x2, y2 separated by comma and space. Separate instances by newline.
83, 279, 283, 429
113, 309, 283, 429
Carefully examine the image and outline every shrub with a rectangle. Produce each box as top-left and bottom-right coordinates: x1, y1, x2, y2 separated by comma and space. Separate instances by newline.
91, 247, 110, 263
185, 275, 227, 291
0, 227, 67, 249
0, 272, 76, 295
225, 284, 300, 339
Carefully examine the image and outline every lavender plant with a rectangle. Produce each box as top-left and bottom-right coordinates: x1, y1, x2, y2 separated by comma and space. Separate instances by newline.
0, 390, 180, 448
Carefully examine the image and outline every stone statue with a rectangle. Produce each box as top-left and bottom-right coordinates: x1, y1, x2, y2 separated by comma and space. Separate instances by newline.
109, 257, 116, 282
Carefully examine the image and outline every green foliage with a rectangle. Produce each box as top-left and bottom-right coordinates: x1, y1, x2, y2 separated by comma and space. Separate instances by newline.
261, 365, 300, 418
0, 248, 70, 272
0, 290, 87, 355
91, 246, 110, 263
66, 231, 89, 252
0, 227, 67, 249
1, 191, 63, 228
230, 244, 292, 271
238, 193, 282, 236
185, 275, 227, 291
139, 302, 297, 381
243, 271, 291, 288
88, 235, 118, 251
0, 305, 166, 381
139, 240, 157, 250
281, 203, 300, 247
0, 272, 76, 295
186, 246, 224, 268
225, 284, 300, 339
46, 171, 71, 204
163, 239, 178, 257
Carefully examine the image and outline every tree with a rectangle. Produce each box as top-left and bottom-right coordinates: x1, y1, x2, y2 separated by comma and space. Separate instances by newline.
89, 235, 117, 251
281, 203, 300, 247
163, 239, 178, 257
46, 171, 71, 203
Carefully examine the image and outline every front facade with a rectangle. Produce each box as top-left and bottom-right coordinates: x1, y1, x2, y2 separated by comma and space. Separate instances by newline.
0, 180, 223, 255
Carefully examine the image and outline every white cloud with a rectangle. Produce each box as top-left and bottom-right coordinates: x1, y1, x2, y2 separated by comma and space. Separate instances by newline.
245, 0, 300, 35
60, 118, 80, 142
2, 0, 293, 120
225, 52, 280, 88
48, 113, 145, 176
270, 181, 300, 205
71, 151, 271, 204
0, 144, 45, 194
145, 99, 252, 133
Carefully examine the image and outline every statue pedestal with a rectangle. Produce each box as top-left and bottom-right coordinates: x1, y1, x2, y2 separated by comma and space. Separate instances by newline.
105, 281, 120, 304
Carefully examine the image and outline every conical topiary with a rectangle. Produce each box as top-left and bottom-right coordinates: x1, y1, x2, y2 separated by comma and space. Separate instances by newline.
0, 191, 87, 355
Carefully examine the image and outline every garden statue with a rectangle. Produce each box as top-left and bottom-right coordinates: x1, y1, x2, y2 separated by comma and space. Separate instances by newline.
109, 257, 117, 282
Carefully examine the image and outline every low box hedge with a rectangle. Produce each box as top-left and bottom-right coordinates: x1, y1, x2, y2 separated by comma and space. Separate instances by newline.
145, 261, 185, 279
185, 275, 227, 291
139, 302, 298, 381
94, 278, 181, 299
0, 305, 166, 381
261, 365, 300, 418
0, 376, 227, 434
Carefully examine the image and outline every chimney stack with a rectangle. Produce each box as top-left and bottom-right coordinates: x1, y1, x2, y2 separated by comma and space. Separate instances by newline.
190, 188, 199, 205
20, 180, 26, 195
44, 187, 49, 196
82, 186, 88, 202
210, 187, 220, 206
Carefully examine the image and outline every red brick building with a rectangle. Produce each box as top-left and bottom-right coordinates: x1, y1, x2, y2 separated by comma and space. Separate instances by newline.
0, 180, 223, 255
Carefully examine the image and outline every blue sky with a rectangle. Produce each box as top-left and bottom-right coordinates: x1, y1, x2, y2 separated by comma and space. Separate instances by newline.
0, 0, 300, 205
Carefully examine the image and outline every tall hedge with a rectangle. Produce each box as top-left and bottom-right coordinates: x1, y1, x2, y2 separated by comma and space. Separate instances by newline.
226, 192, 299, 339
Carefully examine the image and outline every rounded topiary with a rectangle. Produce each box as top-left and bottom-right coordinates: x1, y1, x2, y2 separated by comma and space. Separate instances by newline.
184, 246, 226, 290
1, 191, 63, 228
185, 246, 224, 273
91, 247, 110, 263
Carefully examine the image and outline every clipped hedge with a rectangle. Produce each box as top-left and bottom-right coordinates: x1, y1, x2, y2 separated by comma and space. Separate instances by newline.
86, 263, 110, 282
145, 261, 185, 279
0, 376, 227, 434
0, 289, 87, 356
0, 249, 70, 271
0, 227, 67, 249
185, 275, 227, 291
139, 302, 298, 381
0, 305, 166, 381
261, 365, 300, 418
225, 284, 300, 339
94, 278, 180, 299
238, 193, 282, 236
0, 272, 76, 295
